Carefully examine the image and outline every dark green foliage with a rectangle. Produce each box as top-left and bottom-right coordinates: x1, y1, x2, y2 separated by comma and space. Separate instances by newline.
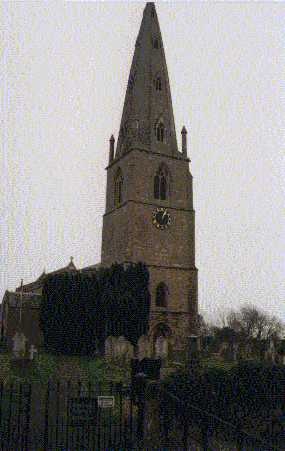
163, 361, 285, 425
40, 263, 150, 355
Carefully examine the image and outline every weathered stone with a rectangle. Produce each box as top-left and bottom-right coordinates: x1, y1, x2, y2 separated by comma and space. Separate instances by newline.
100, 3, 198, 356
138, 335, 152, 360
104, 336, 117, 360
12, 331, 27, 359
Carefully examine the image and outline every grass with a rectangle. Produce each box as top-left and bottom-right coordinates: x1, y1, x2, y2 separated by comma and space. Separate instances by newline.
0, 351, 131, 385
0, 350, 238, 385
201, 356, 237, 371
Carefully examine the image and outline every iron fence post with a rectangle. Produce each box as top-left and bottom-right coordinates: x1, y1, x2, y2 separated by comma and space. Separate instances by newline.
135, 373, 147, 442
24, 383, 32, 451
201, 414, 209, 451
182, 411, 188, 451
0, 381, 3, 450
43, 381, 50, 451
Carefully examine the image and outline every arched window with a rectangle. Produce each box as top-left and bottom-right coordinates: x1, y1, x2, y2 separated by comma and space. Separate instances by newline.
155, 282, 168, 307
155, 77, 162, 91
114, 169, 124, 207
154, 165, 169, 200
156, 122, 165, 142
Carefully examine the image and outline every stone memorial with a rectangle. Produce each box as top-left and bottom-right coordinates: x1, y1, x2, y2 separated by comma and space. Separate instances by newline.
12, 331, 27, 359
154, 336, 168, 359
29, 344, 38, 361
137, 335, 151, 361
104, 336, 117, 360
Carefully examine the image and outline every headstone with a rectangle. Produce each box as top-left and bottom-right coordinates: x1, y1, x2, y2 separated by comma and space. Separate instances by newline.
265, 339, 276, 363
12, 332, 27, 359
154, 336, 168, 359
231, 342, 239, 362
187, 335, 201, 373
104, 336, 116, 360
116, 336, 128, 355
115, 336, 134, 361
105, 336, 134, 361
125, 340, 134, 361
137, 335, 151, 360
29, 345, 38, 361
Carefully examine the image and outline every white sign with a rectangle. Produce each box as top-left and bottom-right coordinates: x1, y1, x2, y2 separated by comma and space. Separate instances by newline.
97, 396, 115, 408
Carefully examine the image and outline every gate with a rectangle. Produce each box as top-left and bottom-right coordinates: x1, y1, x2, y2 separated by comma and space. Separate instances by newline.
0, 382, 32, 451
0, 381, 139, 451
43, 380, 138, 450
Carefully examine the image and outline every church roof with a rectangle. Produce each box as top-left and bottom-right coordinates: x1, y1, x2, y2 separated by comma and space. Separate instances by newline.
115, 2, 179, 158
3, 290, 42, 308
80, 262, 102, 273
15, 257, 77, 293
40, 257, 77, 279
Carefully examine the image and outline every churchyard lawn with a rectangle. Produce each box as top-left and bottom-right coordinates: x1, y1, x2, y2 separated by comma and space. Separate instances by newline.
0, 352, 131, 385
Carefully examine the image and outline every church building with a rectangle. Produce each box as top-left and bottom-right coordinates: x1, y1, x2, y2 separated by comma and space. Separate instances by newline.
1, 3, 198, 357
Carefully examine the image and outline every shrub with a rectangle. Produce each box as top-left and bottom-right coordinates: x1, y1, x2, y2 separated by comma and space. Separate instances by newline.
40, 263, 150, 356
163, 361, 285, 425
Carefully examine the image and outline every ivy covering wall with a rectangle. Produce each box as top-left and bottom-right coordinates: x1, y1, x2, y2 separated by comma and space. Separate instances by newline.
40, 263, 150, 356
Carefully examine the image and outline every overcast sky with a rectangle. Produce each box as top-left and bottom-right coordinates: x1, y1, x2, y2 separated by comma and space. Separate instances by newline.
1, 1, 284, 324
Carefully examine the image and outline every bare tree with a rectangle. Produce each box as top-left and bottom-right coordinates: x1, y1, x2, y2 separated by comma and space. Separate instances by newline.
197, 314, 212, 337
227, 304, 284, 341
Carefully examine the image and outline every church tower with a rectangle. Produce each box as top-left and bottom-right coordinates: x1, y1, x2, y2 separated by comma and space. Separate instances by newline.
101, 3, 198, 356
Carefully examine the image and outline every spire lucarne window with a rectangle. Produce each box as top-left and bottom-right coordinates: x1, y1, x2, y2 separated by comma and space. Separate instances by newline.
155, 77, 162, 91
153, 38, 160, 49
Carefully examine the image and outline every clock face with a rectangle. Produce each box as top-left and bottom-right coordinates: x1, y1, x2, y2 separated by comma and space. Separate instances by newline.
152, 208, 171, 230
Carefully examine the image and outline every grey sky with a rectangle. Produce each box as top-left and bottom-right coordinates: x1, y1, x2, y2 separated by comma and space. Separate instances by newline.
1, 1, 284, 323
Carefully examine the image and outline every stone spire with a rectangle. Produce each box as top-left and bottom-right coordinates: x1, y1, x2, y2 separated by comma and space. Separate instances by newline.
115, 2, 179, 158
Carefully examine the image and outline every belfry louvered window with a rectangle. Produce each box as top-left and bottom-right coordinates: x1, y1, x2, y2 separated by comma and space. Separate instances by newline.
154, 166, 169, 200
114, 169, 124, 207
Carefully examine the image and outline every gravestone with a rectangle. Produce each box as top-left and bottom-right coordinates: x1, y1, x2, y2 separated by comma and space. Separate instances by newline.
154, 336, 168, 359
104, 336, 117, 360
125, 340, 134, 361
105, 336, 134, 361
115, 336, 134, 361
12, 331, 27, 359
187, 335, 201, 373
267, 339, 276, 362
231, 342, 239, 362
137, 335, 151, 360
29, 345, 38, 361
116, 336, 127, 355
